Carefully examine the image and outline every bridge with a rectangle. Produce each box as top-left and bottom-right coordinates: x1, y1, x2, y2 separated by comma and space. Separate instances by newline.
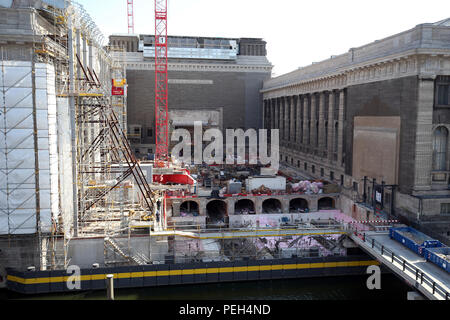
136, 210, 450, 300
351, 231, 450, 300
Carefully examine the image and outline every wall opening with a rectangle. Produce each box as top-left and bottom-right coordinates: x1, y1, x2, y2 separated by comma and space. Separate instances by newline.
318, 197, 335, 210
206, 200, 228, 224
289, 198, 309, 213
234, 199, 255, 215
180, 201, 199, 217
262, 198, 282, 213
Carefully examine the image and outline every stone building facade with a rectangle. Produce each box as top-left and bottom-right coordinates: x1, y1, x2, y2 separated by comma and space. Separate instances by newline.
109, 34, 272, 157
262, 19, 450, 240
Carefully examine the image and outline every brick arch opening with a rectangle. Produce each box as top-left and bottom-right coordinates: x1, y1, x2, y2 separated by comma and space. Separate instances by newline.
180, 201, 199, 216
234, 199, 255, 214
206, 200, 228, 223
262, 198, 282, 214
318, 197, 335, 210
289, 198, 309, 213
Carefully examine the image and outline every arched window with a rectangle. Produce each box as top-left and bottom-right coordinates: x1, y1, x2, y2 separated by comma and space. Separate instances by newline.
433, 126, 448, 171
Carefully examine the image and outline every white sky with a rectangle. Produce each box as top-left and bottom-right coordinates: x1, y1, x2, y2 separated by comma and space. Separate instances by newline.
77, 0, 450, 76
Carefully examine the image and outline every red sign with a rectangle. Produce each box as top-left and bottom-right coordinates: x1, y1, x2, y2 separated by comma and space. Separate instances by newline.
112, 86, 124, 96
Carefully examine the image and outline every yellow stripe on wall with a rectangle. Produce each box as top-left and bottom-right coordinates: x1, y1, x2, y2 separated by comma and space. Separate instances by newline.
7, 260, 380, 285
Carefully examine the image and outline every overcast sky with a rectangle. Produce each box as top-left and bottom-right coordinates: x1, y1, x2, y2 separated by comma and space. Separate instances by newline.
77, 0, 450, 76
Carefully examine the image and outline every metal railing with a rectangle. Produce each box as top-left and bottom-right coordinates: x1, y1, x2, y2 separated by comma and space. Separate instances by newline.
357, 232, 449, 300
165, 221, 346, 234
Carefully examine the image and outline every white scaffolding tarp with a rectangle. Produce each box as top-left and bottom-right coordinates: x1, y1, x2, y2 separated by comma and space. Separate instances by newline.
0, 61, 60, 235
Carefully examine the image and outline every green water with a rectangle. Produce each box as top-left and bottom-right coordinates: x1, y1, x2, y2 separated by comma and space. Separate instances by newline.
1, 273, 411, 300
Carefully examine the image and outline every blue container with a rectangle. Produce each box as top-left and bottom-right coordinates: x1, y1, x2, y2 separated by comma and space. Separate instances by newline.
423, 247, 450, 273
389, 227, 443, 257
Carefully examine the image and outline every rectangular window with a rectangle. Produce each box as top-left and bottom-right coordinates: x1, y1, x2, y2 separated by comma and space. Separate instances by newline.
441, 203, 450, 215
437, 85, 449, 106
304, 163, 308, 171
147, 128, 153, 137
353, 182, 358, 192
330, 171, 334, 181
312, 165, 315, 174
320, 168, 324, 177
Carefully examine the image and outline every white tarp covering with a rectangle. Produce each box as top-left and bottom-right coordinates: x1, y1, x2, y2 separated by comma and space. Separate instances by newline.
56, 97, 73, 235
0, 61, 60, 235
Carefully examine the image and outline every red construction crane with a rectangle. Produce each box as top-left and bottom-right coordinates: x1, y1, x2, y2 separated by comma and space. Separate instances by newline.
154, 0, 169, 166
127, 0, 134, 34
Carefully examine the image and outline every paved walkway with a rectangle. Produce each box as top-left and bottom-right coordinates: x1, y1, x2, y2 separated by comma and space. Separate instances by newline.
352, 231, 450, 300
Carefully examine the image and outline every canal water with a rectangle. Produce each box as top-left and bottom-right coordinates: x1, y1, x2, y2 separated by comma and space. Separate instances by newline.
1, 273, 411, 300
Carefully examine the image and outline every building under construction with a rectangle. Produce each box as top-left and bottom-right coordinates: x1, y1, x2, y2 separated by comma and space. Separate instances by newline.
0, 0, 167, 278
0, 1, 404, 295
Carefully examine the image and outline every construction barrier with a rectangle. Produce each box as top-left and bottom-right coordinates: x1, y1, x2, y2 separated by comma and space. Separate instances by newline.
5, 255, 380, 295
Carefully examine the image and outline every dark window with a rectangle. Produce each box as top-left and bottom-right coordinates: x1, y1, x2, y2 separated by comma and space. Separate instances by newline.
330, 171, 334, 181
341, 175, 344, 186
353, 182, 358, 192
320, 168, 324, 177
312, 165, 315, 174
441, 203, 450, 214
437, 85, 449, 105
133, 127, 140, 134
433, 126, 448, 171
297, 160, 300, 167
304, 163, 308, 171
147, 128, 153, 137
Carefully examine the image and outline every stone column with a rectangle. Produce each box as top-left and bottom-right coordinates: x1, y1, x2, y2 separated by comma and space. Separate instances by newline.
281, 198, 290, 214
274, 98, 279, 134
413, 77, 434, 191
199, 199, 207, 217
303, 95, 309, 146
227, 199, 235, 216
290, 96, 296, 143
284, 97, 290, 143
264, 99, 267, 127
310, 93, 317, 153
318, 92, 326, 158
327, 91, 335, 162
263, 100, 267, 129
337, 90, 345, 167
271, 99, 275, 130
296, 95, 302, 147
278, 98, 284, 142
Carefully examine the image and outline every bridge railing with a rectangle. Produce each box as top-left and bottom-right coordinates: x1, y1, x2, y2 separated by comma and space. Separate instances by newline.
358, 232, 449, 300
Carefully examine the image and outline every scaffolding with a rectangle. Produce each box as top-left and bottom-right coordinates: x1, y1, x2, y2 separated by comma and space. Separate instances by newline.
0, 1, 162, 271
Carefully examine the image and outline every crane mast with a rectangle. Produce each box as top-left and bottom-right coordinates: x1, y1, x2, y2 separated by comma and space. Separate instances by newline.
154, 0, 169, 166
127, 0, 134, 34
